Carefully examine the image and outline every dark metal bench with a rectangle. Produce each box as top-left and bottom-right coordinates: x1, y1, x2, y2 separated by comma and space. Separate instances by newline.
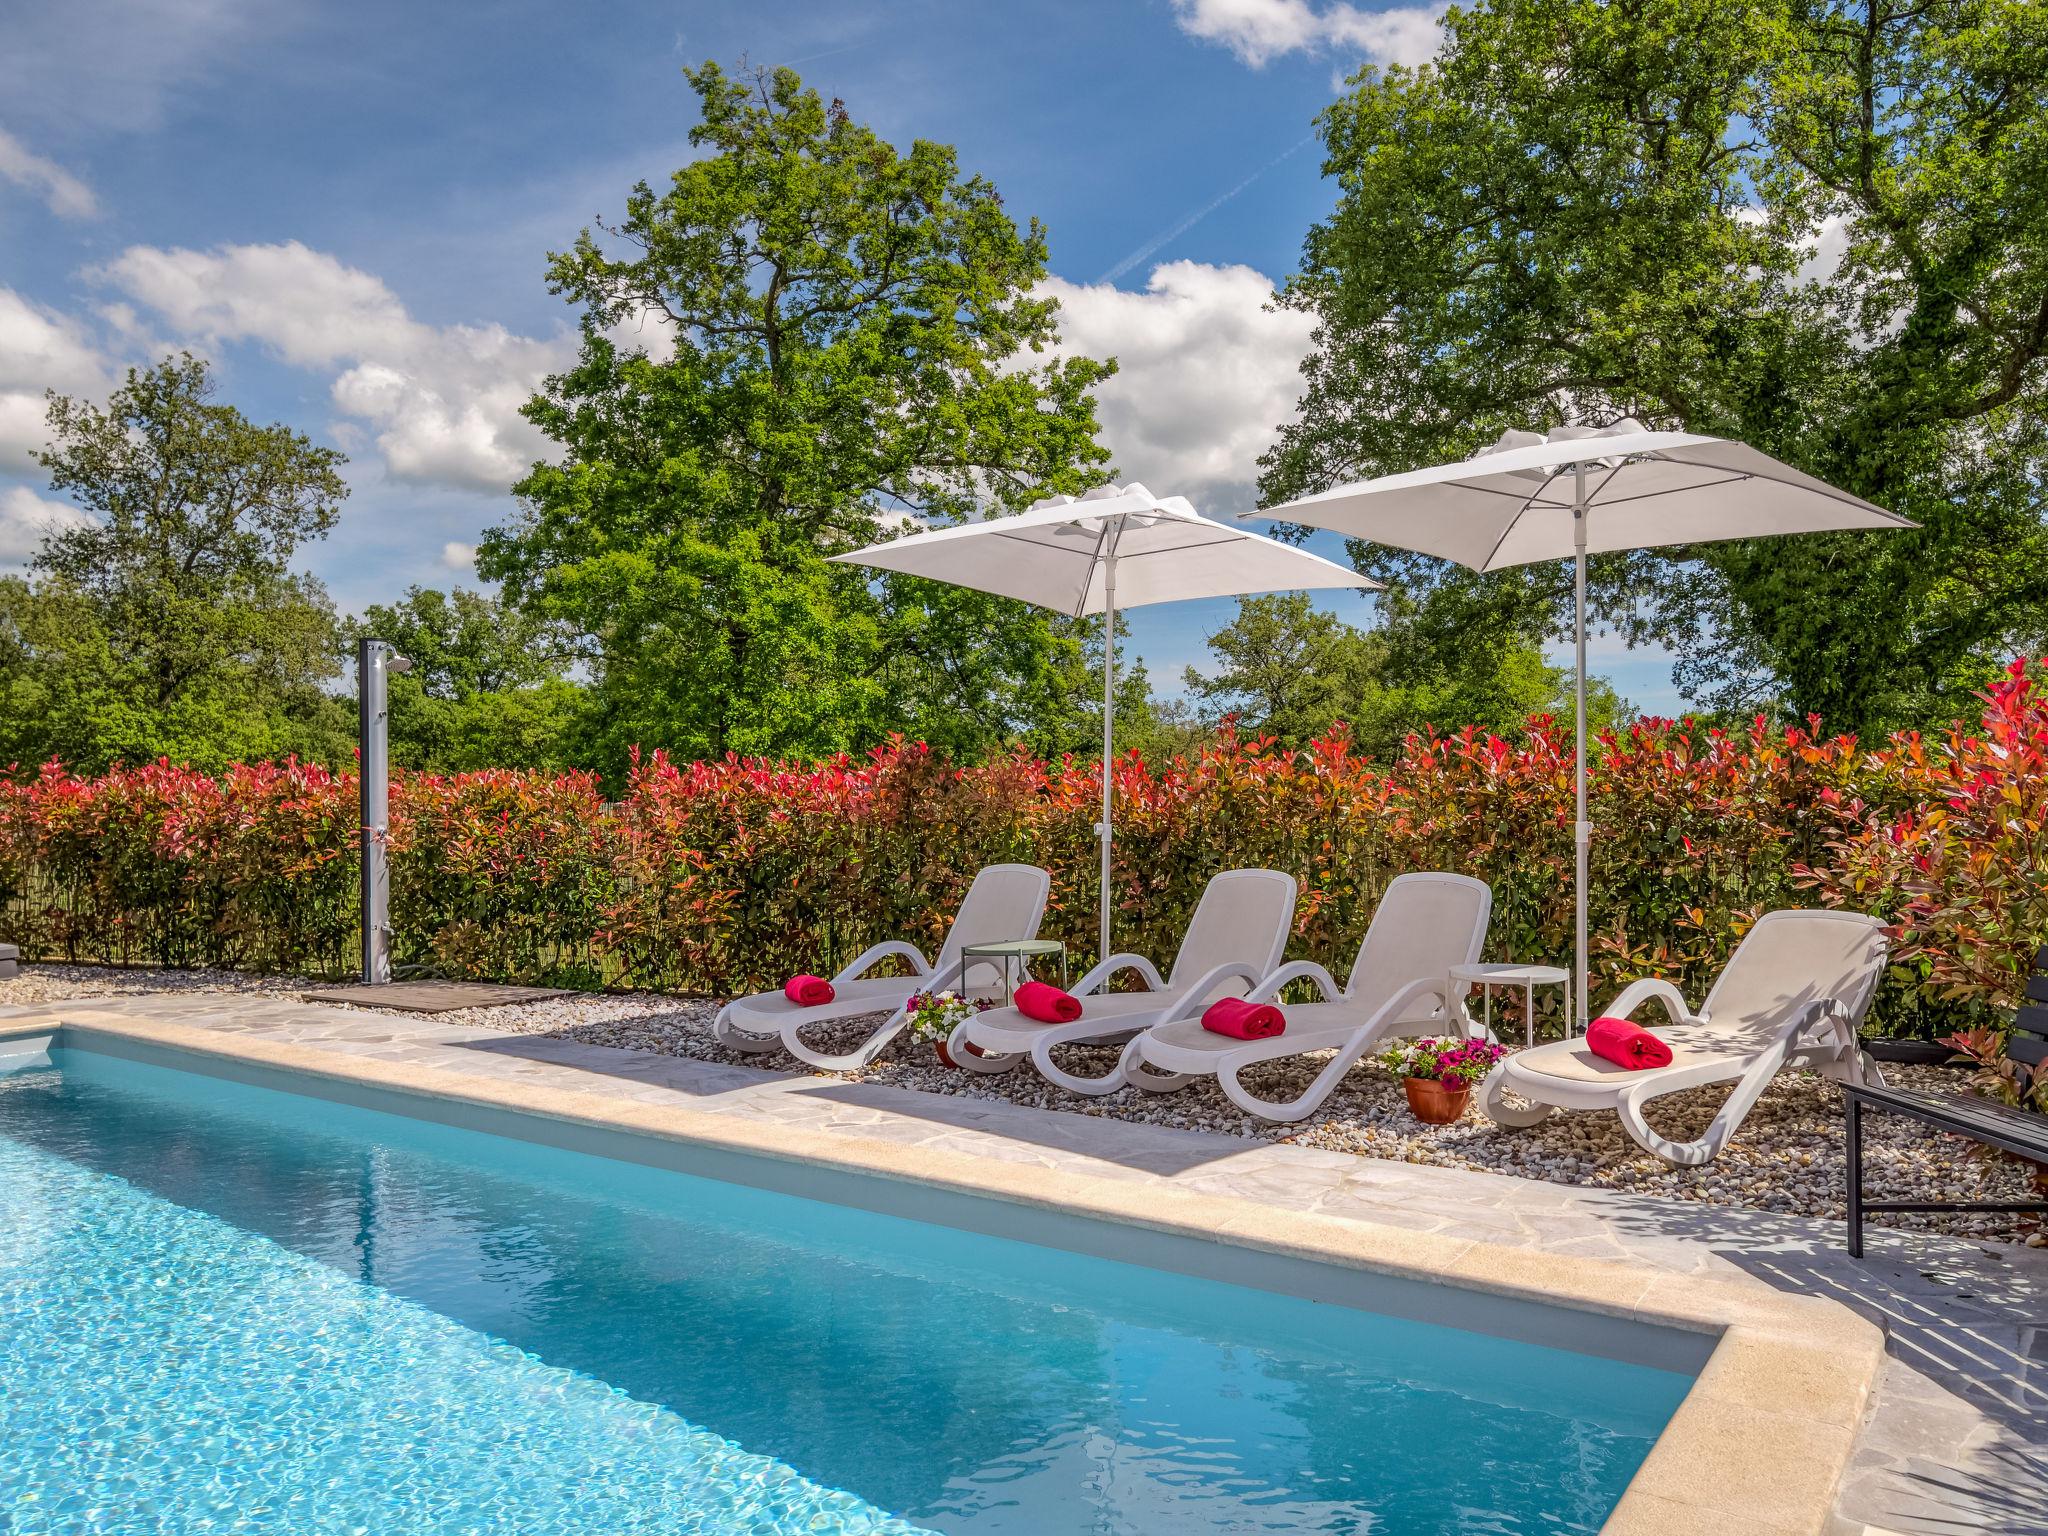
1843, 945, 2048, 1256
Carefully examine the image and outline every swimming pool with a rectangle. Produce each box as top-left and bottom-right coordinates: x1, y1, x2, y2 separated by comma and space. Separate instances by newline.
0, 1041, 1695, 1534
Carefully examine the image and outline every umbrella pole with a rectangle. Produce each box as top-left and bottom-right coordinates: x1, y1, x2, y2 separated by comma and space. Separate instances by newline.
1099, 525, 1120, 965
1573, 461, 1589, 1033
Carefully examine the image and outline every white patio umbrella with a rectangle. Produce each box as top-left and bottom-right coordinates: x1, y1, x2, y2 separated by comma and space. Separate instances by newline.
1262, 419, 1914, 1029
832, 483, 1381, 960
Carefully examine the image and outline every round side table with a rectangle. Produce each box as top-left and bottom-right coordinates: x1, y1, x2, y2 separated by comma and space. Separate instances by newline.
1450, 963, 1572, 1047
960, 938, 1068, 1006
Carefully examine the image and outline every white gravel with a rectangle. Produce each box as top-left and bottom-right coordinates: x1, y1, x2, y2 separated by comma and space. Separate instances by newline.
9, 963, 2043, 1244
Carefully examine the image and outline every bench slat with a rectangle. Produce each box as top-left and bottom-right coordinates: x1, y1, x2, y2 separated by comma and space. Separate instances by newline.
2012, 1002, 2048, 1040
2009, 1034, 2048, 1068
1850, 1085, 2048, 1158
2025, 971, 2048, 1004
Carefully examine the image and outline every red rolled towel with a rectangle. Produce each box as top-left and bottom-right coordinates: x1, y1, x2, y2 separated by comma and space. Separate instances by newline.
783, 974, 834, 1006
1201, 997, 1285, 1041
1586, 1015, 1673, 1070
1015, 981, 1083, 1023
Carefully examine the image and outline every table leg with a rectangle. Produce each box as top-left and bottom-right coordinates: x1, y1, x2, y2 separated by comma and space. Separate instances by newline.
1525, 980, 1535, 1048
1846, 1093, 1864, 1259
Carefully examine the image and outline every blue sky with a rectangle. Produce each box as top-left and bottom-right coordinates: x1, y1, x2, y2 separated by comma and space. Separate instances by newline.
0, 0, 1679, 711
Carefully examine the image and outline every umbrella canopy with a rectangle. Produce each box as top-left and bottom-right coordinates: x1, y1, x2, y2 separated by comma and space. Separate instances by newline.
834, 483, 1381, 959
1261, 419, 1913, 1031
1269, 420, 1912, 568
840, 482, 1375, 614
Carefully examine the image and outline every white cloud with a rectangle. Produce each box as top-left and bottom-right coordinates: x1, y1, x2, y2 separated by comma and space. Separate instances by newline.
1735, 204, 1855, 288
604, 306, 678, 365
1171, 0, 1446, 68
1797, 213, 1852, 286
0, 287, 118, 473
439, 541, 477, 573
0, 485, 89, 566
1042, 260, 1315, 509
0, 127, 96, 219
97, 241, 576, 492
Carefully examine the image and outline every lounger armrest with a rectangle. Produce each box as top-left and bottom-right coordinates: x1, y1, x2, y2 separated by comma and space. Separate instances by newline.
1155, 962, 1266, 1023
1071, 953, 1167, 996
833, 941, 934, 984
1242, 961, 1344, 1005
1793, 996, 1856, 1047
1604, 978, 1697, 1026
1355, 974, 1455, 1036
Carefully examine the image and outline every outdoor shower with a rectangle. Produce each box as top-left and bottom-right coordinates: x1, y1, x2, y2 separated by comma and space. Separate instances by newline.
356, 637, 411, 984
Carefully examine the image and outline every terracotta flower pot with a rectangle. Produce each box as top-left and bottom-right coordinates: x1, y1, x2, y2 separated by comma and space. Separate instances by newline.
1404, 1076, 1470, 1125
932, 1039, 983, 1069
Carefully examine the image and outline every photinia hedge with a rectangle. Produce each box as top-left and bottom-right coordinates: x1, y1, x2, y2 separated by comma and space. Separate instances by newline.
7, 661, 2048, 1039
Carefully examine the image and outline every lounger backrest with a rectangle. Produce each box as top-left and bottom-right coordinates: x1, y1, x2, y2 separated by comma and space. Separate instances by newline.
936, 863, 1053, 980
1166, 868, 1298, 995
1701, 910, 1889, 1035
1343, 872, 1493, 1003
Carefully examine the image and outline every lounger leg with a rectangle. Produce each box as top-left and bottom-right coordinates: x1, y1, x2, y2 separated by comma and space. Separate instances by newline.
945, 1021, 1022, 1075
1218, 1034, 1380, 1124
1031, 1032, 1133, 1097
781, 1009, 910, 1072
1478, 1066, 1553, 1129
1846, 1092, 1865, 1259
711, 1005, 785, 1055
1118, 1038, 1194, 1094
1616, 1039, 1793, 1167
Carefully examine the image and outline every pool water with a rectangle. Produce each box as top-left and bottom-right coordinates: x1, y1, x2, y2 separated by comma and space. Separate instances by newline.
0, 1047, 1691, 1534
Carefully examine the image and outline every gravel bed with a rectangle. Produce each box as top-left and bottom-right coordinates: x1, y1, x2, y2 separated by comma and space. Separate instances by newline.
9, 964, 2043, 1245
0, 963, 316, 1005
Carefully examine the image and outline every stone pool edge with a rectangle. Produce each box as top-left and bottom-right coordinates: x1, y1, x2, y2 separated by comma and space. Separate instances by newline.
5, 1008, 1882, 1536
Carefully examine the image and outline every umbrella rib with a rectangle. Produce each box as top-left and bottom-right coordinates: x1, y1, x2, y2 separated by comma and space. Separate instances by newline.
1453, 479, 1578, 509
1577, 470, 1754, 511
1074, 519, 1114, 620
1649, 457, 1911, 523
1100, 531, 1246, 561
988, 529, 1100, 551
1472, 472, 1560, 571
1477, 458, 1628, 568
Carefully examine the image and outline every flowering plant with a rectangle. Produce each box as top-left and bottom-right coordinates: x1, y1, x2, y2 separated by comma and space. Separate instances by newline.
1378, 1036, 1508, 1088
902, 990, 990, 1043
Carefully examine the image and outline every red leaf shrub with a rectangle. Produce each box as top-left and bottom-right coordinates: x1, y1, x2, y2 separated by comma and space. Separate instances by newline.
0, 757, 355, 972
1801, 658, 2048, 1031
6, 662, 2048, 1035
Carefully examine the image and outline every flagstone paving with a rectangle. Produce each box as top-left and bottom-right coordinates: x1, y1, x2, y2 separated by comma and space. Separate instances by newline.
8, 991, 2044, 1536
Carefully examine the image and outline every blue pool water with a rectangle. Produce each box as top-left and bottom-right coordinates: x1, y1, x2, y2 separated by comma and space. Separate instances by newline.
0, 1047, 1691, 1534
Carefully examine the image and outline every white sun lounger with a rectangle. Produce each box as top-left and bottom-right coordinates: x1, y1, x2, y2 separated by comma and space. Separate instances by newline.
1116, 871, 1493, 1121
1479, 908, 1890, 1165
945, 868, 1298, 1096
710, 862, 1051, 1071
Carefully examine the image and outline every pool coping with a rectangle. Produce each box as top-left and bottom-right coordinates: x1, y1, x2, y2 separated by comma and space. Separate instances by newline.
4, 1007, 1884, 1536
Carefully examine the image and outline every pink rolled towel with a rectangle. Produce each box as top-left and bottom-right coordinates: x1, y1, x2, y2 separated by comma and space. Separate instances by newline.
1015, 981, 1083, 1023
784, 974, 835, 1006
1201, 997, 1285, 1041
1586, 1015, 1673, 1070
